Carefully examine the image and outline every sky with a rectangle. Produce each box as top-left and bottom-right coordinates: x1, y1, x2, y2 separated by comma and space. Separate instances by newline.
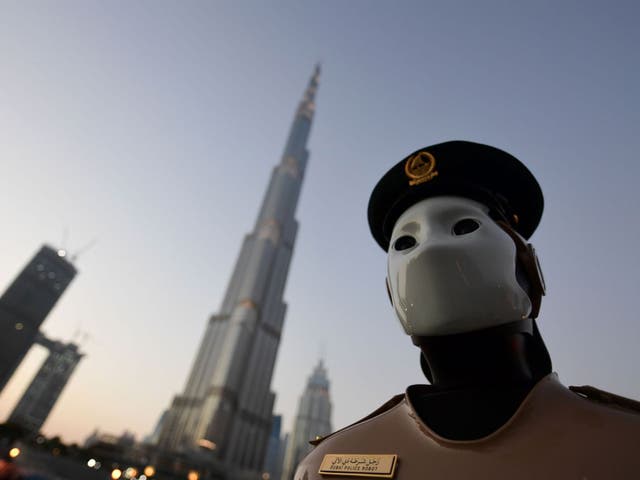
1, 1, 639, 444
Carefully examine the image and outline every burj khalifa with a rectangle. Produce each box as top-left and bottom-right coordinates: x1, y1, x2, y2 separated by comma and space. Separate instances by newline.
158, 66, 320, 475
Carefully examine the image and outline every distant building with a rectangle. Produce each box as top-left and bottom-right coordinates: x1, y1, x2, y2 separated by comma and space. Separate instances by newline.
281, 361, 332, 480
280, 433, 289, 477
8, 334, 84, 434
0, 245, 77, 392
84, 429, 120, 449
263, 415, 286, 480
118, 430, 136, 448
84, 429, 138, 450
157, 66, 320, 478
84, 429, 144, 467
143, 409, 168, 445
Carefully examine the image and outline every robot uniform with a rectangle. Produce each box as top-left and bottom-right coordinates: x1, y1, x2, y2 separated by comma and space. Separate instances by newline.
294, 374, 640, 480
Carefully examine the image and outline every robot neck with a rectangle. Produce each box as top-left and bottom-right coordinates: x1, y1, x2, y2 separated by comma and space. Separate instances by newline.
415, 329, 536, 388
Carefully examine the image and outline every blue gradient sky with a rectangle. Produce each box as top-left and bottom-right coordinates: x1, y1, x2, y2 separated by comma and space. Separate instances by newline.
1, 1, 639, 443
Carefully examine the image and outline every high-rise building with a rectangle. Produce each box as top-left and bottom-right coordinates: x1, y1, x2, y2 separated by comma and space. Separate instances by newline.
158, 66, 320, 476
8, 333, 84, 434
144, 409, 168, 445
280, 433, 289, 477
263, 415, 286, 480
0, 245, 77, 392
281, 361, 332, 480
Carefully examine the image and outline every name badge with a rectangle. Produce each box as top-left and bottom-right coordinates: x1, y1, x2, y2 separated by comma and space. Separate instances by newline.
319, 454, 397, 478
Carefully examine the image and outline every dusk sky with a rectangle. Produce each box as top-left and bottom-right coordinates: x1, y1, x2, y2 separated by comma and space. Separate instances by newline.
1, 1, 639, 444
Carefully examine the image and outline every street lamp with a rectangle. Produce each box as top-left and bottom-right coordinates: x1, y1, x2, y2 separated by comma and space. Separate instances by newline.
144, 465, 156, 477
187, 470, 200, 480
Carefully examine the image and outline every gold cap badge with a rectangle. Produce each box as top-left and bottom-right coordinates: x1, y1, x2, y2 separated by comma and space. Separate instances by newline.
404, 151, 438, 186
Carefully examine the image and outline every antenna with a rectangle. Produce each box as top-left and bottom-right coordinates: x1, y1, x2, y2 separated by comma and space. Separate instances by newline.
61, 227, 69, 252
72, 323, 82, 343
318, 340, 327, 364
70, 238, 97, 263
72, 327, 91, 348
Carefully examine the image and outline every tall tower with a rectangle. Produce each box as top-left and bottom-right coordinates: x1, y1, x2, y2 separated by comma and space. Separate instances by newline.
9, 333, 84, 434
0, 245, 77, 392
158, 66, 320, 475
281, 361, 333, 480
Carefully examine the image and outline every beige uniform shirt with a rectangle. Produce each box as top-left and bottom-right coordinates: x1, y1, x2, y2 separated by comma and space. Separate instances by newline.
295, 374, 640, 480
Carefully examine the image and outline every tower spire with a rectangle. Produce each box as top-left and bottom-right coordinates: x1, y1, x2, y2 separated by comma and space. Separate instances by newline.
296, 64, 320, 121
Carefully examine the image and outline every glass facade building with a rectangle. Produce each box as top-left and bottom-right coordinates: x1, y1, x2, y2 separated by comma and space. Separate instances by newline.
158, 66, 320, 478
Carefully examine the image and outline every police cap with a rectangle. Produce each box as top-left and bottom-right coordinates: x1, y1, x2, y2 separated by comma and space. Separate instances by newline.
368, 140, 544, 250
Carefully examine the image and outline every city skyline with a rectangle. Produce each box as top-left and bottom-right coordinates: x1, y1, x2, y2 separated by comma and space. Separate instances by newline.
1, 1, 639, 447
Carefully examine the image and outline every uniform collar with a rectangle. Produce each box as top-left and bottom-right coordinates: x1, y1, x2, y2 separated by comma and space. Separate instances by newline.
404, 373, 562, 445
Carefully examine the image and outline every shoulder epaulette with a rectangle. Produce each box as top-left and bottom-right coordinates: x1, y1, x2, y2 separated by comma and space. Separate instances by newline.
309, 394, 405, 446
569, 385, 640, 415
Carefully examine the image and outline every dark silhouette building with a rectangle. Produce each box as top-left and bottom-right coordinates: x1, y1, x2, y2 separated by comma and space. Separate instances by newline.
8, 333, 84, 434
0, 245, 77, 392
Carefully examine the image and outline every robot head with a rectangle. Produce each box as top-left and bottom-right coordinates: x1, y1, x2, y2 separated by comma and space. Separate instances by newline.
369, 140, 547, 331
386, 195, 541, 336
369, 140, 551, 377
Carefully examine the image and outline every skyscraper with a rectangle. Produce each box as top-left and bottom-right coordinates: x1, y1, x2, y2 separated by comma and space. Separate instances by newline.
262, 414, 286, 480
0, 245, 77, 392
158, 66, 320, 476
8, 333, 84, 434
281, 361, 333, 480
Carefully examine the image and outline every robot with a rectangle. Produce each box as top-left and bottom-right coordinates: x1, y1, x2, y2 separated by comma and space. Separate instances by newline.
294, 141, 640, 479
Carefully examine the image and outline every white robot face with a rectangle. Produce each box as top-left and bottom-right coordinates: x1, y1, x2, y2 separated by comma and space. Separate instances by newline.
387, 196, 532, 336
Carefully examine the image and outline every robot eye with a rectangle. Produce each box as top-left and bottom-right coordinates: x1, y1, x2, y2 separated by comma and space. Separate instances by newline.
453, 218, 480, 236
393, 235, 417, 251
